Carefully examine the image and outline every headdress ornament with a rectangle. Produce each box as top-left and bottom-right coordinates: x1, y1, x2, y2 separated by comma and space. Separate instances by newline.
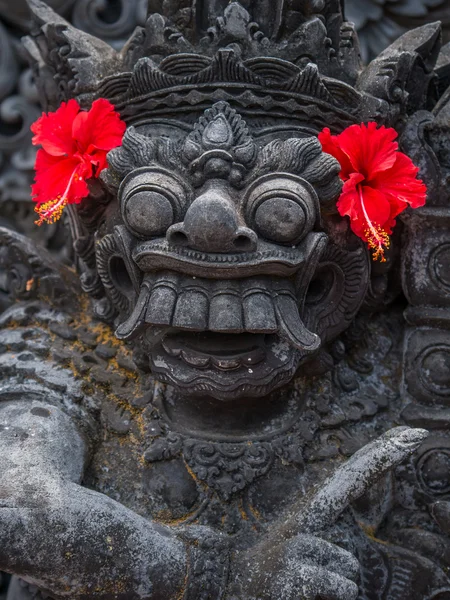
24, 0, 442, 135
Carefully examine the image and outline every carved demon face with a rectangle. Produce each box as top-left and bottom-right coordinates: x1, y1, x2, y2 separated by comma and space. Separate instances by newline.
96, 102, 369, 400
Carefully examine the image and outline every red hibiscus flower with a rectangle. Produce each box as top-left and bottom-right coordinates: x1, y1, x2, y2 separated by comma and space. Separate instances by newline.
31, 98, 126, 225
319, 122, 426, 262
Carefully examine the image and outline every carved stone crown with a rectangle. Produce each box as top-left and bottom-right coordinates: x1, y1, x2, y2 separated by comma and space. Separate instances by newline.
24, 0, 395, 134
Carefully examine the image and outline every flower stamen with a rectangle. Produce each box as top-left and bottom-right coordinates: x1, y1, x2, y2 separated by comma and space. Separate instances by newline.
358, 184, 390, 262
35, 166, 78, 225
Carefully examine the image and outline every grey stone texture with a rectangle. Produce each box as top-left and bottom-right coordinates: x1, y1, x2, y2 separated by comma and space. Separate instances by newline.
0, 1, 450, 599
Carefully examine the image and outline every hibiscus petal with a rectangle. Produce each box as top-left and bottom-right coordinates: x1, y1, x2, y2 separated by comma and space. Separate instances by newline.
336, 173, 366, 235
318, 127, 354, 179
72, 98, 126, 154
32, 150, 90, 207
337, 176, 391, 238
372, 151, 427, 212
337, 122, 398, 179
31, 99, 80, 157
359, 185, 392, 228
88, 149, 109, 174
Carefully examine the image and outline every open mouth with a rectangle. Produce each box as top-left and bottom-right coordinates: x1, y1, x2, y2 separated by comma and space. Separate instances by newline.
112, 232, 327, 399
150, 331, 300, 398
116, 271, 320, 351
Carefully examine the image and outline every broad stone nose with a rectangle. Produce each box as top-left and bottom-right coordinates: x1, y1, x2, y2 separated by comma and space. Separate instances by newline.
166, 188, 257, 253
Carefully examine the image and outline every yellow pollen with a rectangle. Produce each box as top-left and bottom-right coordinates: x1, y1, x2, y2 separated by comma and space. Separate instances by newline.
35, 196, 69, 225
364, 225, 390, 262
34, 165, 79, 226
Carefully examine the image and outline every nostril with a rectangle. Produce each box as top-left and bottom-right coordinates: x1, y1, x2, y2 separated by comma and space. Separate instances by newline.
232, 227, 257, 252
168, 230, 189, 246
233, 235, 254, 251
167, 223, 190, 247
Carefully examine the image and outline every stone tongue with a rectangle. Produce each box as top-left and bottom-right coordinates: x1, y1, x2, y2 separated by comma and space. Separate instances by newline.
273, 293, 320, 353
115, 279, 152, 340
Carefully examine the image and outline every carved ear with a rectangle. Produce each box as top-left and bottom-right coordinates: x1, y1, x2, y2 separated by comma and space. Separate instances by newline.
22, 0, 120, 110
303, 242, 370, 343
357, 22, 441, 120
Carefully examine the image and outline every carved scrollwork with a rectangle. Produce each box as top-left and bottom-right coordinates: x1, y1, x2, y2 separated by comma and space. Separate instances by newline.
183, 439, 274, 501
404, 327, 450, 405
0, 226, 80, 308
72, 0, 147, 47
402, 208, 450, 307
95, 232, 132, 315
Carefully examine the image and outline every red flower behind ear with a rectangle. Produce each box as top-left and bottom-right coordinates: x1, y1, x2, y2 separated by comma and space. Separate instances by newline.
319, 122, 426, 262
31, 98, 126, 225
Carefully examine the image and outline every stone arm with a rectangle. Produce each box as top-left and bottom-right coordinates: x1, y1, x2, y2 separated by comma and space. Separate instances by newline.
0, 399, 187, 600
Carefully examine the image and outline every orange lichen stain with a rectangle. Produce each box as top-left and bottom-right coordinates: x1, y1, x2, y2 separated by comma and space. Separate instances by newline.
175, 569, 189, 600
182, 459, 208, 492
109, 356, 139, 382
359, 522, 389, 545
91, 579, 127, 595
153, 505, 200, 527
238, 499, 249, 521
247, 503, 262, 522
26, 278, 34, 291
90, 322, 123, 348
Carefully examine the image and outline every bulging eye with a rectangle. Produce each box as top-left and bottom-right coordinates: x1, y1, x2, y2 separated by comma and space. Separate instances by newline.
245, 174, 319, 244
255, 197, 307, 243
125, 190, 174, 236
119, 167, 189, 238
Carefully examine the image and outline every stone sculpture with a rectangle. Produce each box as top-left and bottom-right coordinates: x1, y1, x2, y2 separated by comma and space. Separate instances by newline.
0, 1, 450, 598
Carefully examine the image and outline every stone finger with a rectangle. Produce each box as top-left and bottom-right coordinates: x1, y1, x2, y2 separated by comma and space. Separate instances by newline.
290, 534, 359, 581
294, 564, 359, 600
297, 426, 428, 534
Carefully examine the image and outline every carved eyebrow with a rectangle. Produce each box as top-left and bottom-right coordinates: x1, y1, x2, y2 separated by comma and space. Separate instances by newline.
244, 138, 342, 205
102, 127, 185, 191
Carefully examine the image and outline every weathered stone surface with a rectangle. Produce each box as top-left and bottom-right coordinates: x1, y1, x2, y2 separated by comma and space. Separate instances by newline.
0, 2, 450, 600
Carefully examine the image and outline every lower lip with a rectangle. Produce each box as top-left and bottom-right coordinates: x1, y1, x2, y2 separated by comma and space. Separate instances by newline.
161, 331, 267, 371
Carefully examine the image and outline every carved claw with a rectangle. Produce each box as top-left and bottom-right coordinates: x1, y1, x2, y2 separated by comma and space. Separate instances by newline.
230, 427, 428, 600
229, 533, 360, 600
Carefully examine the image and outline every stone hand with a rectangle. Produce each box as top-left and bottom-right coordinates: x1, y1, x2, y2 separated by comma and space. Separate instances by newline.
0, 400, 187, 599
230, 427, 428, 600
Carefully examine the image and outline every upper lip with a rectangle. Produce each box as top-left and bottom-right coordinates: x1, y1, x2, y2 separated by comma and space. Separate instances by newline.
132, 233, 327, 279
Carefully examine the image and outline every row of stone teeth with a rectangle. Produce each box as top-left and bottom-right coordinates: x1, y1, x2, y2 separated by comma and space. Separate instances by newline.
116, 271, 320, 354
117, 272, 296, 337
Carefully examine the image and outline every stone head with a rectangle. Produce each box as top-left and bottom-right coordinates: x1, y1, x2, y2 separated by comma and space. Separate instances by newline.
88, 100, 369, 400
